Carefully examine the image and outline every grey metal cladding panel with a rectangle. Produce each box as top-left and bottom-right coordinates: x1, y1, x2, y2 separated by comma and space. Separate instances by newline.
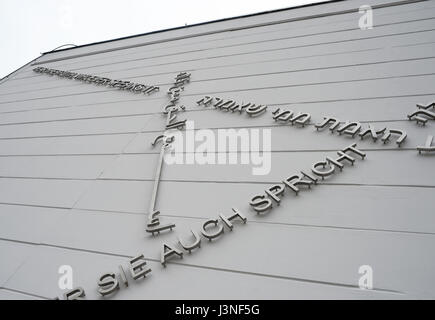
20, 3, 435, 76
0, 155, 117, 179
0, 205, 69, 244
2, 1, 430, 91
45, 17, 435, 76
69, 180, 435, 233
0, 78, 433, 137
1, 172, 434, 233
5, 14, 435, 95
32, 0, 417, 63
49, 28, 432, 75
0, 0, 428, 87
34, 0, 430, 68
0, 77, 432, 128
0, 118, 430, 156
11, 12, 435, 85
0, 92, 428, 128
0, 289, 43, 300
0, 184, 431, 296
143, 102, 429, 133
1, 64, 435, 114
1, 242, 401, 300
124, 121, 432, 153
3, 40, 435, 104
0, 178, 90, 208
3, 39, 435, 110
4, 27, 435, 103
0, 241, 35, 287
0, 133, 135, 156
0, 114, 154, 139
1, 209, 434, 298
0, 102, 159, 126
3, 13, 430, 96
99, 150, 435, 186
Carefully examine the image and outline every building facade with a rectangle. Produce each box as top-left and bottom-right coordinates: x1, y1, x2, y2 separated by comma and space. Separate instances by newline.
0, 0, 434, 299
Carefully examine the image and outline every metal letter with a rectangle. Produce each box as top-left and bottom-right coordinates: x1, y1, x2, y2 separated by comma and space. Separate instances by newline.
246, 104, 267, 117
407, 109, 435, 125
265, 184, 285, 205
63, 287, 86, 300
196, 96, 213, 106
118, 265, 128, 287
147, 134, 176, 235
219, 208, 247, 231
129, 254, 151, 280
201, 219, 224, 241
161, 243, 183, 267
381, 129, 407, 147
97, 273, 119, 297
289, 112, 311, 127
178, 230, 201, 253
273, 108, 293, 122
312, 161, 335, 179
359, 126, 386, 142
315, 117, 340, 131
337, 121, 361, 137
249, 195, 273, 214
416, 102, 435, 110
417, 135, 435, 154
282, 174, 313, 195
326, 151, 355, 171
300, 170, 319, 184
341, 143, 366, 159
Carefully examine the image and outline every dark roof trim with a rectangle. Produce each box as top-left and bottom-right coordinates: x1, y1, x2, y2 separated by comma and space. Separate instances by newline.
0, 55, 42, 83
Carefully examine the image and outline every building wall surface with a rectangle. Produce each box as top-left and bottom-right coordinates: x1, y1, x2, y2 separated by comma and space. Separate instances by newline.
0, 0, 434, 299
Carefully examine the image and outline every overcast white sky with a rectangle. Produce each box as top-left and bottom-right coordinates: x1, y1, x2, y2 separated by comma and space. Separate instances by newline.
0, 0, 328, 78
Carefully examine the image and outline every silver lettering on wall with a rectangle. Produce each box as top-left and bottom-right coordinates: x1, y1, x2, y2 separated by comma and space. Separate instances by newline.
146, 72, 191, 236
63, 287, 86, 300
250, 143, 366, 214
249, 195, 273, 214
312, 161, 336, 179
97, 273, 119, 297
407, 108, 435, 126
147, 135, 176, 236
380, 129, 407, 147
417, 135, 435, 154
407, 102, 435, 125
59, 255, 152, 299
273, 108, 311, 126
282, 172, 318, 195
272, 108, 294, 122
337, 121, 362, 137
197, 95, 268, 117
161, 244, 184, 267
359, 126, 386, 142
315, 117, 340, 131
265, 184, 285, 205
201, 219, 225, 241
178, 230, 202, 253
315, 116, 407, 147
51, 65, 398, 300
289, 112, 311, 127
33, 66, 159, 95
219, 208, 247, 230
129, 255, 152, 280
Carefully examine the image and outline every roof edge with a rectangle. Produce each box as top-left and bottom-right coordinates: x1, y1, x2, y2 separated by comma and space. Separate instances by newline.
41, 0, 342, 55
32, 0, 427, 66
